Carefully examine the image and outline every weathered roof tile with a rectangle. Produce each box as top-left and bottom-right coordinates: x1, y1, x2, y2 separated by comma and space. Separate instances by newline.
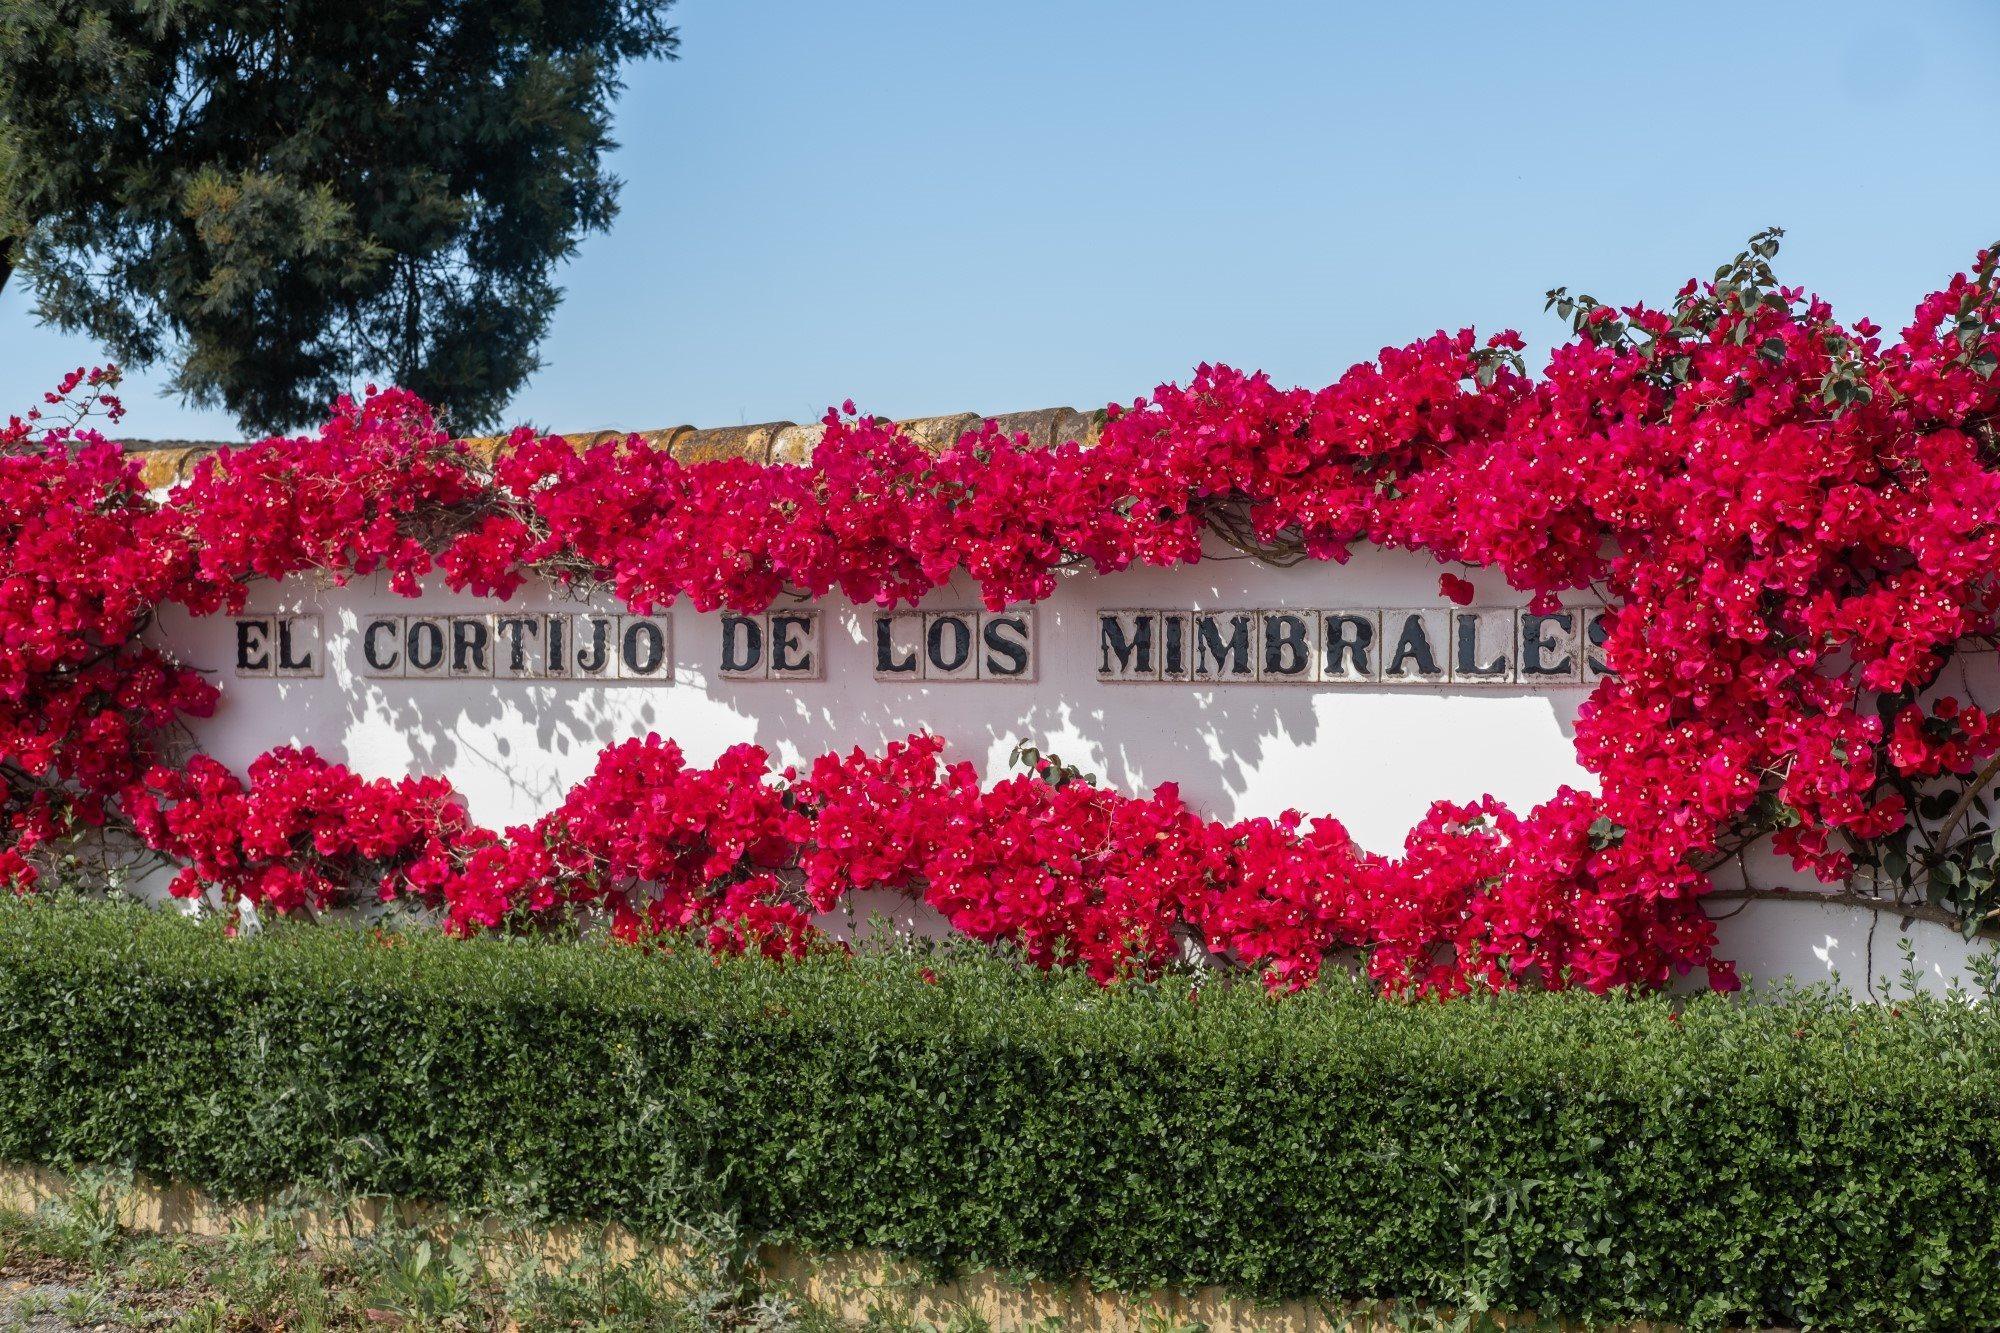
769, 423, 825, 465
117, 405, 1097, 477
984, 408, 1069, 453
896, 412, 981, 455
674, 422, 787, 466
134, 446, 203, 489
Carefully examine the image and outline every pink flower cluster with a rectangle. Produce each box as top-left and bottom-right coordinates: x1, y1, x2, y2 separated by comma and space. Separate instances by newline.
109, 732, 1664, 993
0, 373, 215, 892
6, 237, 2000, 994
126, 749, 470, 916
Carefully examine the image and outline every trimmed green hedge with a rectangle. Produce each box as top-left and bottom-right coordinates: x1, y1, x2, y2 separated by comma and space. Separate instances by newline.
2, 901, 1999, 1329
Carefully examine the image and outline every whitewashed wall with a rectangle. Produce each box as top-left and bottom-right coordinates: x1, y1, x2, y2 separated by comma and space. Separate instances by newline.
147, 543, 1996, 995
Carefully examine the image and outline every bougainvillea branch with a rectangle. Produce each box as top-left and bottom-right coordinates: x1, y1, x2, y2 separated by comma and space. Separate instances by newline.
8, 232, 2000, 994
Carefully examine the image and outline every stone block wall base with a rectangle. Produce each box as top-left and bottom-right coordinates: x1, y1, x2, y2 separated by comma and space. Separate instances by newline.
1, 1161, 1681, 1332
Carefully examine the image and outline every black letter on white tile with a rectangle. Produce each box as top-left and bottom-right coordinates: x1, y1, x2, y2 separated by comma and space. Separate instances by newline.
927, 613, 974, 677
1099, 613, 1156, 679
575, 616, 615, 676
1385, 613, 1441, 680
769, 612, 817, 678
980, 613, 1033, 679
406, 620, 447, 675
1518, 612, 1577, 680
497, 617, 540, 674
621, 618, 668, 677
875, 615, 920, 677
234, 618, 274, 675
1261, 612, 1313, 680
362, 618, 403, 674
720, 615, 764, 677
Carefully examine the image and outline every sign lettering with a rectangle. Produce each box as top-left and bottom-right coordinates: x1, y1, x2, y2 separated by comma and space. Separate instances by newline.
227, 605, 1603, 686
1094, 608, 1608, 685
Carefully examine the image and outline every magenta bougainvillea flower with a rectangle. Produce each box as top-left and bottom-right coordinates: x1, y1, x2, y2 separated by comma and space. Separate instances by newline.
7, 239, 2000, 996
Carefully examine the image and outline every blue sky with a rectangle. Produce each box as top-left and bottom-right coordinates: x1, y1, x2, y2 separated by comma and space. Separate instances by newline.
4, 0, 1997, 440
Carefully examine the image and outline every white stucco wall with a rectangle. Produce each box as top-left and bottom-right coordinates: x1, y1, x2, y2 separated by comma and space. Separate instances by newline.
154, 546, 1597, 845
147, 543, 1998, 995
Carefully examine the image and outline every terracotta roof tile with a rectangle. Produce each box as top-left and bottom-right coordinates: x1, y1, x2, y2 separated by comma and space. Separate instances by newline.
673, 422, 785, 465
116, 406, 1099, 477
895, 413, 980, 455
770, 423, 824, 465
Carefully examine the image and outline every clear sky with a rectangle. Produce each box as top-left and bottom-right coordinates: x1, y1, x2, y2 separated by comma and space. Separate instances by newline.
4, 0, 1997, 440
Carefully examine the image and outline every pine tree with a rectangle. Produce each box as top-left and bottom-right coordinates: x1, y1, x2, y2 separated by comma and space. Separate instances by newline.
0, 1, 678, 433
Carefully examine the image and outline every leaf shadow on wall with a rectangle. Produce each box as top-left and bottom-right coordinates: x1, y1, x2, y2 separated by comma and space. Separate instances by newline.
169, 551, 1597, 861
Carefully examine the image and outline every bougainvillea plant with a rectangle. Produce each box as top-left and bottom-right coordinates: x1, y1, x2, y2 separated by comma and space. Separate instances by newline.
9, 230, 2000, 996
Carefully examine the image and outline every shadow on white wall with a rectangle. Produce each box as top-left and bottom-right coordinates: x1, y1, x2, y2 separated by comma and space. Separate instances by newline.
151, 544, 1995, 999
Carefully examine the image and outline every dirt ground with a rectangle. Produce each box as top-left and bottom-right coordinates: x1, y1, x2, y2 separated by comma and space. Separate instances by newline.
1, 1256, 184, 1329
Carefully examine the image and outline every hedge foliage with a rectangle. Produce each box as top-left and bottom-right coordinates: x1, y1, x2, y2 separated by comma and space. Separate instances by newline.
2, 901, 1999, 1329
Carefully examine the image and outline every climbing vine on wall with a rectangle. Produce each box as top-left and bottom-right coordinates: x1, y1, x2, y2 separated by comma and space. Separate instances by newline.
7, 232, 2000, 995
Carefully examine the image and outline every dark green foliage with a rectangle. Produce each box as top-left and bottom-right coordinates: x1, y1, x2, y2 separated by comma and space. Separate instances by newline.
1, 900, 1998, 1329
0, 0, 676, 433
